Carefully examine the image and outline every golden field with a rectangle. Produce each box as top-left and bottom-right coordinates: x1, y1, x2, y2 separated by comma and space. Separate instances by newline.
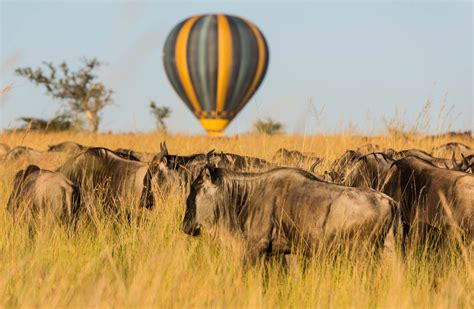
0, 131, 473, 308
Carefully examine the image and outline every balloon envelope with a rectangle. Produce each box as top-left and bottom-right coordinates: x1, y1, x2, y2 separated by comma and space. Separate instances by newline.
163, 14, 269, 136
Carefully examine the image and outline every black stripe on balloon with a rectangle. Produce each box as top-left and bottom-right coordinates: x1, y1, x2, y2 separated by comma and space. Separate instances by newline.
201, 15, 217, 113
186, 16, 206, 112
224, 16, 259, 115
188, 15, 217, 114
223, 16, 241, 115
163, 20, 194, 112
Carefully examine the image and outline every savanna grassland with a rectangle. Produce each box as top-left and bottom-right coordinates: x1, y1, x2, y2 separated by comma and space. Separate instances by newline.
0, 131, 473, 308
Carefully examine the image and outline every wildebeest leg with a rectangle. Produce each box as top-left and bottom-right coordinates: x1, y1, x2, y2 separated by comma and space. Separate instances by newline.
243, 239, 271, 267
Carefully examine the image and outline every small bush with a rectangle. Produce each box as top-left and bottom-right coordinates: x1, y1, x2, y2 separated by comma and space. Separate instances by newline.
253, 118, 284, 135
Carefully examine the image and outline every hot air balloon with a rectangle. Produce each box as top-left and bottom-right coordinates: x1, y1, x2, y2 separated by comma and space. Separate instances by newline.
163, 14, 269, 136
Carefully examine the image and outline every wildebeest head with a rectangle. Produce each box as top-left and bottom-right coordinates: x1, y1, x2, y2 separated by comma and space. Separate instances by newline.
152, 142, 169, 164
147, 142, 184, 193
451, 153, 474, 173
182, 152, 220, 236
325, 150, 362, 183
152, 142, 212, 189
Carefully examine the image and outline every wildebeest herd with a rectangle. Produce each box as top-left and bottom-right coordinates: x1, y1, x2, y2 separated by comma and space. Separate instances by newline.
1, 140, 473, 264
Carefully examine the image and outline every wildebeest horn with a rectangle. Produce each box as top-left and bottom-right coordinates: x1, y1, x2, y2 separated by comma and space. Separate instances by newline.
452, 152, 460, 169
206, 149, 215, 166
153, 142, 169, 163
160, 141, 169, 156
310, 159, 322, 173
461, 153, 468, 164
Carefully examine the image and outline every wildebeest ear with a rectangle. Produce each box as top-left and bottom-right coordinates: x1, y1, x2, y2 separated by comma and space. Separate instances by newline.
310, 159, 322, 173
202, 164, 220, 185
203, 165, 214, 180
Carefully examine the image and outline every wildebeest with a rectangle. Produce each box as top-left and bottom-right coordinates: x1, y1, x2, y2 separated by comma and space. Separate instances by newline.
393, 149, 434, 161
7, 165, 80, 228
219, 152, 273, 170
5, 146, 43, 160
56, 147, 167, 211
48, 141, 88, 155
273, 148, 323, 169
432, 142, 472, 159
154, 142, 273, 190
324, 150, 362, 182
356, 144, 384, 155
454, 154, 474, 173
48, 141, 142, 162
338, 153, 394, 190
182, 163, 398, 264
393, 149, 461, 170
382, 156, 474, 252
114, 148, 157, 162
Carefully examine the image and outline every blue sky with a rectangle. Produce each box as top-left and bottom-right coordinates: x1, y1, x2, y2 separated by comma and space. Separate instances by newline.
1, 0, 472, 135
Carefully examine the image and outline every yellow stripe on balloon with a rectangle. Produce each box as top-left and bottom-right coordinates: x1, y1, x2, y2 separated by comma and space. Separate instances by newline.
216, 15, 233, 114
175, 16, 201, 113
237, 20, 267, 112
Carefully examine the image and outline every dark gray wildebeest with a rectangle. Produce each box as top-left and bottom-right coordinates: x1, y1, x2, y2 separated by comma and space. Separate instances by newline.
382, 156, 474, 253
114, 148, 156, 162
48, 141, 143, 162
393, 149, 462, 170
273, 148, 323, 169
431, 142, 472, 160
57, 147, 170, 212
392, 149, 434, 161
323, 150, 363, 182
158, 142, 272, 171
4, 146, 43, 161
0, 143, 10, 156
218, 152, 273, 170
454, 154, 473, 173
7, 165, 80, 228
356, 144, 384, 155
48, 141, 89, 156
356, 144, 398, 158
182, 164, 398, 265
155, 142, 273, 190
337, 153, 395, 190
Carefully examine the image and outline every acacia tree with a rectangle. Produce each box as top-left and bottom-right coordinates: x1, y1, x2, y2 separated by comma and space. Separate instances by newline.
15, 58, 113, 132
149, 100, 171, 132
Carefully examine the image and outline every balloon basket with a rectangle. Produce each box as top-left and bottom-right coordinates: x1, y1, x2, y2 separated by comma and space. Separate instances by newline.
206, 130, 225, 137
199, 118, 229, 137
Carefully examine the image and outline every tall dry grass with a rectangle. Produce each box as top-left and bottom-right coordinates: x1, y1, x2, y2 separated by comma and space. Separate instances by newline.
0, 131, 473, 307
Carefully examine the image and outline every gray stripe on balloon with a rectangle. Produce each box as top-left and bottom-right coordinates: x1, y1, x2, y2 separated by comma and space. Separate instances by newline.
163, 20, 194, 111
226, 16, 259, 114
